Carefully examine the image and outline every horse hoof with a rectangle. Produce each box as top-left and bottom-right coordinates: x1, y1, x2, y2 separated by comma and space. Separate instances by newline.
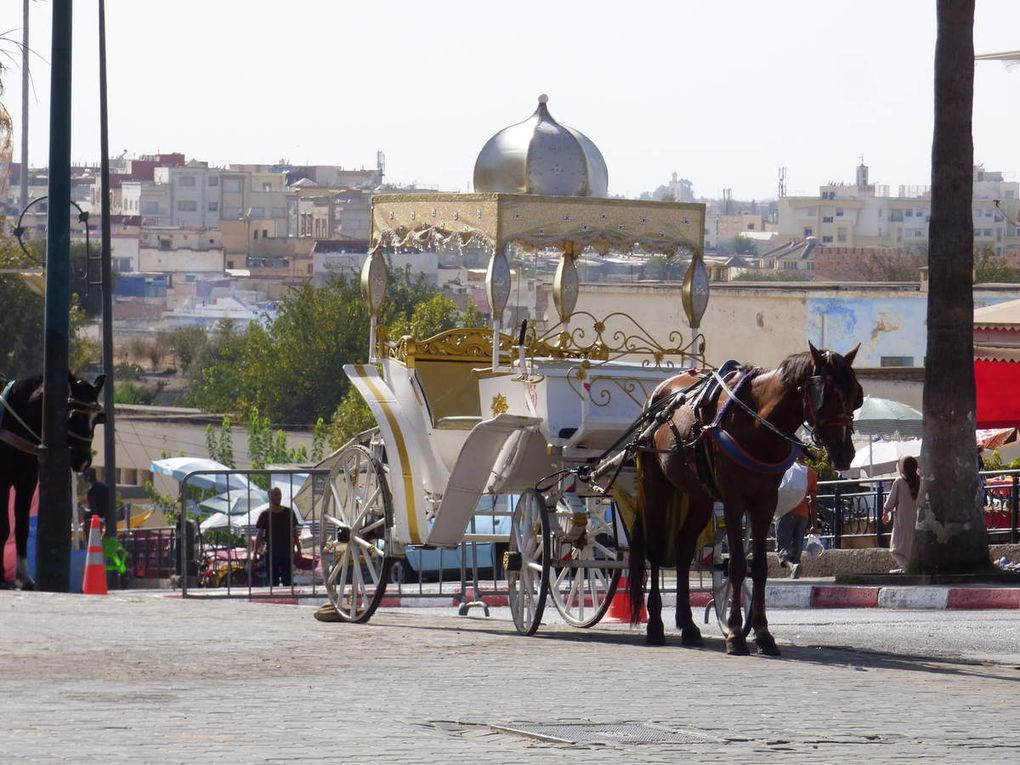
17, 578, 36, 592
680, 624, 703, 647
726, 635, 750, 656
756, 635, 781, 656
646, 625, 666, 646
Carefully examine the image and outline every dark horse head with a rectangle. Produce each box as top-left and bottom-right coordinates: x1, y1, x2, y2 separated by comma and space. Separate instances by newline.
782, 343, 862, 471
67, 372, 106, 471
12, 372, 106, 471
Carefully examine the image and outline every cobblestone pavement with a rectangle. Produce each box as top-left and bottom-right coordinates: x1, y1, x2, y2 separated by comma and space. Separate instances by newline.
2, 591, 1018, 763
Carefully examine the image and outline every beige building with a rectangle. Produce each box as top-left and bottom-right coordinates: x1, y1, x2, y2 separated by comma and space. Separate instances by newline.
778, 163, 1020, 258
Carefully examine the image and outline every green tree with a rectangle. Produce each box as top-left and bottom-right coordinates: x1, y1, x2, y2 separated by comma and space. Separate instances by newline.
328, 387, 375, 449
206, 416, 236, 468
974, 245, 1019, 283
159, 327, 209, 372
459, 300, 487, 329
915, 0, 989, 574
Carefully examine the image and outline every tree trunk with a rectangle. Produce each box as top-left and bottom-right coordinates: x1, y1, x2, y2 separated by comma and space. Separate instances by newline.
914, 0, 989, 573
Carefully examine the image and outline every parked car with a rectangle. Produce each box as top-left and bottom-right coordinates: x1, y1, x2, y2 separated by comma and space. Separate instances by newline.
388, 494, 515, 583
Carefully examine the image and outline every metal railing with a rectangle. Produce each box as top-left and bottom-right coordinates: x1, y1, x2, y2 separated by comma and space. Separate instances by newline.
814, 469, 1020, 549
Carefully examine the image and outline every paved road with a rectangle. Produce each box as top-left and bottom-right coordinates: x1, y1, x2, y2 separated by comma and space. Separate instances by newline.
2, 590, 1018, 763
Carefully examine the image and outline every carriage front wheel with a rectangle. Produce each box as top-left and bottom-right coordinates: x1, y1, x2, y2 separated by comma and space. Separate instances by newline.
548, 497, 622, 628
506, 489, 550, 636
319, 445, 393, 623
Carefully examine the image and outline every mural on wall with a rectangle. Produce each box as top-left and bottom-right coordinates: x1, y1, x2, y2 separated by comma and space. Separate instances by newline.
807, 294, 1013, 368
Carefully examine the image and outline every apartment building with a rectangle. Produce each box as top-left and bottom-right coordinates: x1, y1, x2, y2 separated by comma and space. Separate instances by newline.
778, 163, 1020, 258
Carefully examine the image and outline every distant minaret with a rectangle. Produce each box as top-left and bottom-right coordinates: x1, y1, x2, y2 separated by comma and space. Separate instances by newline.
778, 167, 787, 199
856, 156, 869, 189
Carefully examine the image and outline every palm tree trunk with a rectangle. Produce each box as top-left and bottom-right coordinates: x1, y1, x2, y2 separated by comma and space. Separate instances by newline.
915, 0, 988, 573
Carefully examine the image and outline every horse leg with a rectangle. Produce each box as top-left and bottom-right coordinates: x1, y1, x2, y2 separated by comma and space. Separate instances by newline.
13, 473, 36, 591
0, 482, 10, 589
675, 498, 711, 646
722, 499, 750, 655
646, 561, 665, 645
748, 504, 779, 655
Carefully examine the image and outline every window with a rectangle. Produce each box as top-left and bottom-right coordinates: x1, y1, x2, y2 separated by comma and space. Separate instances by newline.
223, 178, 241, 193
822, 216, 834, 223
271, 207, 285, 219
837, 228, 848, 243
208, 176, 219, 187
262, 183, 273, 192
835, 207, 844, 217
250, 206, 265, 218
807, 262, 815, 270
914, 230, 923, 238
880, 356, 914, 368
262, 229, 268, 239
803, 227, 813, 237
208, 201, 219, 212
906, 209, 913, 217
142, 201, 160, 215
783, 261, 799, 270
822, 235, 833, 243
223, 206, 240, 219
177, 200, 198, 211
178, 175, 196, 187
253, 230, 259, 240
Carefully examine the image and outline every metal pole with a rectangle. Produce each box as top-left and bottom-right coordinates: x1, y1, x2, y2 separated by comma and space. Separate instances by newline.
833, 484, 843, 549
19, 0, 29, 212
36, 0, 74, 593
98, 0, 120, 547
1011, 475, 1018, 545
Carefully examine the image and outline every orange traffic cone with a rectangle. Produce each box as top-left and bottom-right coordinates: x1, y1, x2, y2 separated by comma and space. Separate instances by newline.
82, 516, 107, 596
604, 576, 647, 623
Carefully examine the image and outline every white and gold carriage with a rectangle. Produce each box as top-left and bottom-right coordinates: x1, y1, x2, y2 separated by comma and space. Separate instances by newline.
318, 97, 720, 633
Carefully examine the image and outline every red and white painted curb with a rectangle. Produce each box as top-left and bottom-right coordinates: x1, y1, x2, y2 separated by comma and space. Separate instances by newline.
254, 583, 1020, 610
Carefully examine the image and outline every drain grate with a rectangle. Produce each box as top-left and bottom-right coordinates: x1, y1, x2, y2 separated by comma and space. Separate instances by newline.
491, 721, 715, 745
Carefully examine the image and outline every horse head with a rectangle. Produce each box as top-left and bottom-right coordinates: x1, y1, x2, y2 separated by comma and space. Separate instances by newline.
67, 372, 106, 472
805, 342, 863, 471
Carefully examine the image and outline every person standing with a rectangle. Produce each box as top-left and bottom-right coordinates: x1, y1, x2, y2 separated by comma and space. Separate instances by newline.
254, 487, 302, 587
84, 468, 110, 530
777, 456, 818, 579
882, 456, 920, 573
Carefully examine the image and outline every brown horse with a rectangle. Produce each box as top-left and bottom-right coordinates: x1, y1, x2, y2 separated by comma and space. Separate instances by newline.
628, 343, 862, 655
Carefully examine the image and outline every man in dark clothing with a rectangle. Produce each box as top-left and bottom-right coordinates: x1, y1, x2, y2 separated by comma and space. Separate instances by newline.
84, 468, 110, 530
254, 487, 302, 586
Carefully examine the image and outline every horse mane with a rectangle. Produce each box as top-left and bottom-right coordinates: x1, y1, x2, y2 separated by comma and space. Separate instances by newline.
776, 349, 857, 392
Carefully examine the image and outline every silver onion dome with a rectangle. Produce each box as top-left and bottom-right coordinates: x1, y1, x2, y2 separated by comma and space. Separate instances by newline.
473, 95, 609, 197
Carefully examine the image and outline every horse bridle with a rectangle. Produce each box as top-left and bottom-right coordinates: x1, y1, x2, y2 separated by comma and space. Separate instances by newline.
802, 353, 858, 446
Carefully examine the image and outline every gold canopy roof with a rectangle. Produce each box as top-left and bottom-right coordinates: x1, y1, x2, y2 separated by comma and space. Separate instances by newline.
370, 193, 705, 257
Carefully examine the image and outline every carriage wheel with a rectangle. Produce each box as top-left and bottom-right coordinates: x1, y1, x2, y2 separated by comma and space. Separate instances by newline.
548, 498, 622, 628
319, 445, 393, 623
506, 489, 550, 636
710, 507, 753, 637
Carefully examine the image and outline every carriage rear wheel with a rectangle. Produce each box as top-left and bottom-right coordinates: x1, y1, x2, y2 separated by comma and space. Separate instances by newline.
710, 507, 753, 637
548, 497, 622, 628
319, 445, 393, 623
507, 489, 550, 636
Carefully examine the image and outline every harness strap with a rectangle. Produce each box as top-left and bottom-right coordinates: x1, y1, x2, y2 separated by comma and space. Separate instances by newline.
0, 379, 42, 445
711, 368, 811, 451
705, 428, 798, 475
0, 428, 37, 455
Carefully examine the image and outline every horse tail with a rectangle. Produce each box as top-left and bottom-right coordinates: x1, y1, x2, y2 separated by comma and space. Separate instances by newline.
628, 453, 647, 625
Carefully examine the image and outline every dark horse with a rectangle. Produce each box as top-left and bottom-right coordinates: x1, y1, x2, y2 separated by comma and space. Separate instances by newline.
629, 343, 862, 655
0, 372, 105, 589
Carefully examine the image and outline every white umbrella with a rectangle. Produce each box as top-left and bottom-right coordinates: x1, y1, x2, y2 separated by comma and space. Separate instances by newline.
854, 396, 924, 439
151, 457, 252, 492
849, 438, 922, 477
200, 502, 311, 533
198, 489, 268, 516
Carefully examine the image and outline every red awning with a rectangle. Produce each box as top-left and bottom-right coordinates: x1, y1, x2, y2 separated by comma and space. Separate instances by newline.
975, 359, 1020, 428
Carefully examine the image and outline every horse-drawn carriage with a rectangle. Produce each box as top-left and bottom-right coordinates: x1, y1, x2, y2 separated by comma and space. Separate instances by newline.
316, 99, 863, 654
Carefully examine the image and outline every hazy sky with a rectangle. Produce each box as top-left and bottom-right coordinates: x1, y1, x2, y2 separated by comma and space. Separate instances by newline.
4, 0, 1020, 201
